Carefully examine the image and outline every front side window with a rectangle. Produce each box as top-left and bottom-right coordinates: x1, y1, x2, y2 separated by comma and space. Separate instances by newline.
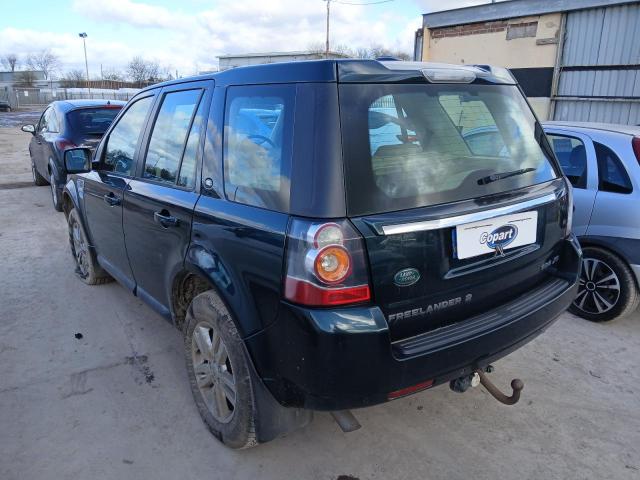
144, 89, 202, 185
223, 85, 294, 211
595, 141, 632, 194
547, 134, 587, 189
103, 96, 154, 176
340, 83, 558, 215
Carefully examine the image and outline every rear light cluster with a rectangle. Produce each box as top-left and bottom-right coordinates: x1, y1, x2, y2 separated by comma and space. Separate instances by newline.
55, 138, 77, 151
284, 219, 371, 307
633, 137, 640, 166
563, 181, 574, 237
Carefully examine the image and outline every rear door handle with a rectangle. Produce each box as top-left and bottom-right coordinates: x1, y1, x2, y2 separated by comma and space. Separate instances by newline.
154, 210, 179, 228
103, 193, 121, 206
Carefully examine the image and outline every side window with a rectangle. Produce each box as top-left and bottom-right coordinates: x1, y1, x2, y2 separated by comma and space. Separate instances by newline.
38, 108, 50, 133
178, 99, 206, 189
144, 89, 202, 186
595, 141, 632, 194
547, 134, 587, 189
223, 85, 294, 211
47, 110, 60, 133
103, 96, 154, 176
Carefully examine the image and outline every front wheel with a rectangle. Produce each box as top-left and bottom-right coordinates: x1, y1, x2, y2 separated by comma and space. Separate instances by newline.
31, 161, 47, 186
50, 171, 63, 211
67, 208, 112, 285
569, 247, 639, 322
184, 290, 258, 449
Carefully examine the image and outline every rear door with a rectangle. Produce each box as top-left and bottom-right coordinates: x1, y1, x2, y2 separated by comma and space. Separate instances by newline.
340, 82, 567, 341
545, 129, 597, 236
82, 93, 157, 289
122, 81, 211, 316
587, 138, 638, 237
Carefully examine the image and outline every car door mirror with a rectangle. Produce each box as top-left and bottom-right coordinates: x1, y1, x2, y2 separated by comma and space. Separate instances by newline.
21, 124, 35, 135
64, 148, 92, 173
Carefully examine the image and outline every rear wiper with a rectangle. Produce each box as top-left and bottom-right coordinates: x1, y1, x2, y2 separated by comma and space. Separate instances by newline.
477, 167, 536, 185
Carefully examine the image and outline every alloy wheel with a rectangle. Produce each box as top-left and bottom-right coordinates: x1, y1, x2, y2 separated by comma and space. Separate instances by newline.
71, 220, 89, 277
573, 257, 621, 315
191, 322, 237, 423
50, 177, 57, 206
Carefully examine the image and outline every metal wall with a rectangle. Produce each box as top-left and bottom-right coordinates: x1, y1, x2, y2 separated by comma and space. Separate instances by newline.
553, 2, 640, 124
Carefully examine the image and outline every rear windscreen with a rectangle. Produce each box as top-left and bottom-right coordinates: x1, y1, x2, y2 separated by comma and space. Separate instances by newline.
67, 107, 121, 135
339, 83, 558, 215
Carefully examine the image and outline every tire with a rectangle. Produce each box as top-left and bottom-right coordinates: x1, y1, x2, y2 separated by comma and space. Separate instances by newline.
184, 290, 258, 449
569, 246, 639, 322
49, 169, 63, 211
67, 208, 112, 285
31, 161, 47, 186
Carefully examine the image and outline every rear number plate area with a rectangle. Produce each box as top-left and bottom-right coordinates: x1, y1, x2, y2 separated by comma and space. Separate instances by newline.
455, 211, 538, 259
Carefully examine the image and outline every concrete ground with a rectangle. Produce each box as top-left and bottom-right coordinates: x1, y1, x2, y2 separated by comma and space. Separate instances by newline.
0, 109, 42, 188
0, 126, 639, 480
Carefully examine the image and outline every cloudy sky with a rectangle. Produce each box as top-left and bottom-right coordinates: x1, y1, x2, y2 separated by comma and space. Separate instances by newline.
1, 0, 492, 78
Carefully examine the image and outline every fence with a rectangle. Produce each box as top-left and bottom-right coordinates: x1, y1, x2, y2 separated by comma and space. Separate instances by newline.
12, 88, 139, 108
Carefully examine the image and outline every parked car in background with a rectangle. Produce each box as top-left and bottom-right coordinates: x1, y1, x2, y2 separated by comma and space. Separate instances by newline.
21, 99, 125, 211
60, 60, 580, 448
544, 121, 640, 322
0, 99, 11, 112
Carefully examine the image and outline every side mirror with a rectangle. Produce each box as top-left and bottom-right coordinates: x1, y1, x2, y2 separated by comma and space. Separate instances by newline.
21, 124, 35, 134
64, 148, 92, 174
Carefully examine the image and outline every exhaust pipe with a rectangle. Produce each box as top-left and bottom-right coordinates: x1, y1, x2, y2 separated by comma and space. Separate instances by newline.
331, 410, 361, 433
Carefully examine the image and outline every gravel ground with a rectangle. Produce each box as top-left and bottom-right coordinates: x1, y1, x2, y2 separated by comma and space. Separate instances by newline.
0, 111, 43, 188
0, 127, 639, 480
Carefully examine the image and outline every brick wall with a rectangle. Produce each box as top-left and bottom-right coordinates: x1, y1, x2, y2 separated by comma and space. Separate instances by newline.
430, 20, 537, 38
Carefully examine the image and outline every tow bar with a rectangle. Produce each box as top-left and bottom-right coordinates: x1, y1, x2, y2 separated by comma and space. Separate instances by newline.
450, 365, 524, 405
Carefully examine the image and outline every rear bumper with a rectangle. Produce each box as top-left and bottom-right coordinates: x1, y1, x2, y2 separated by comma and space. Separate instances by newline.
245, 235, 581, 411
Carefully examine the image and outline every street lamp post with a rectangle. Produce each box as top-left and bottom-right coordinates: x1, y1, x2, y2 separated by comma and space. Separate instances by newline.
78, 32, 91, 97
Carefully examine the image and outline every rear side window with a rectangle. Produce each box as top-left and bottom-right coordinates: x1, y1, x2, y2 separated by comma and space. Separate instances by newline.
223, 85, 294, 211
103, 96, 154, 176
595, 142, 632, 194
67, 107, 121, 135
547, 134, 587, 189
340, 83, 557, 215
144, 89, 202, 186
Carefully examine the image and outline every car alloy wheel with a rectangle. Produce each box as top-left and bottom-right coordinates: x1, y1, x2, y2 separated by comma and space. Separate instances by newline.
191, 321, 237, 424
574, 257, 621, 315
71, 219, 90, 278
50, 176, 58, 206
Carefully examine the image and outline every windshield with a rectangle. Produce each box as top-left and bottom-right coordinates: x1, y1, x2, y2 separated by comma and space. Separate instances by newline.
67, 107, 122, 135
339, 83, 558, 215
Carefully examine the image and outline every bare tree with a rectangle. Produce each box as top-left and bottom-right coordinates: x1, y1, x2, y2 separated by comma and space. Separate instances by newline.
60, 69, 86, 88
15, 70, 36, 87
26, 49, 60, 79
102, 68, 124, 82
1, 53, 19, 72
127, 56, 162, 86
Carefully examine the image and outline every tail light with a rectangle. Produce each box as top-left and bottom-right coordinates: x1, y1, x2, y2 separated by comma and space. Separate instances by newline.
564, 180, 573, 237
55, 138, 77, 151
633, 137, 640, 166
284, 218, 371, 307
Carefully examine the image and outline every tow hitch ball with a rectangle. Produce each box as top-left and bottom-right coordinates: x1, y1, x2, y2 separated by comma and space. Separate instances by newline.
449, 365, 524, 406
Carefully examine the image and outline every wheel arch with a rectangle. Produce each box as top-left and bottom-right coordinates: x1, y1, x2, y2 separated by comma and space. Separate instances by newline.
577, 236, 639, 289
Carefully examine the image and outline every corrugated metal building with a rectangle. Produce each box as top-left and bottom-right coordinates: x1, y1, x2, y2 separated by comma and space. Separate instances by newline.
415, 0, 640, 124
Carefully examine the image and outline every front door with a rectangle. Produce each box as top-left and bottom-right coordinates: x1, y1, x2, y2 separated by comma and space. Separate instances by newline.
123, 82, 211, 316
83, 94, 157, 290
